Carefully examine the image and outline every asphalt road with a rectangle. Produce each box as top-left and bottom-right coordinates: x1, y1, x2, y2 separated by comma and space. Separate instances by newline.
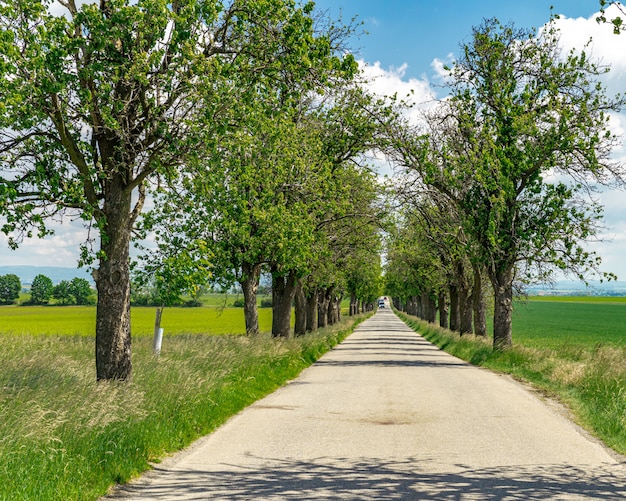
106, 309, 626, 500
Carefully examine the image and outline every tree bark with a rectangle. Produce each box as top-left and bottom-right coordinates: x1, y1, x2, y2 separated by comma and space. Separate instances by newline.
95, 182, 133, 381
492, 266, 514, 350
241, 262, 261, 336
326, 290, 339, 325
438, 290, 449, 329
422, 291, 437, 324
449, 284, 460, 333
317, 288, 330, 328
306, 289, 318, 332
472, 264, 488, 337
459, 284, 473, 335
272, 270, 297, 338
294, 281, 307, 336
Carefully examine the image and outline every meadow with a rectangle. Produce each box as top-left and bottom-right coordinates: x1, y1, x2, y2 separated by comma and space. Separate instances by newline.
399, 295, 626, 458
514, 297, 626, 348
0, 304, 273, 336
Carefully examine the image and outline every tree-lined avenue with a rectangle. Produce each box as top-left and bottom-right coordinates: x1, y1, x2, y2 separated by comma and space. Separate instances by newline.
105, 310, 626, 500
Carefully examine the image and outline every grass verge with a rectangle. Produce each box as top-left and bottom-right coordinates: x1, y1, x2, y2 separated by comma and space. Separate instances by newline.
397, 311, 626, 457
0, 313, 370, 501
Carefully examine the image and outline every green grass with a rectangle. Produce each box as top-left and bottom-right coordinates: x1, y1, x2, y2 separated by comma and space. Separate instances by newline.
398, 298, 626, 457
0, 305, 274, 336
0, 312, 370, 501
512, 298, 626, 349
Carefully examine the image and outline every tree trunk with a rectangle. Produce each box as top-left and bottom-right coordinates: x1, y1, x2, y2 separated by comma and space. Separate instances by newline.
492, 267, 514, 350
241, 262, 261, 336
438, 290, 449, 329
318, 288, 330, 328
306, 289, 318, 332
326, 289, 338, 325
95, 184, 133, 381
272, 270, 297, 338
472, 264, 488, 337
423, 292, 437, 324
294, 281, 307, 336
336, 295, 342, 322
449, 284, 460, 333
350, 293, 357, 316
459, 284, 473, 335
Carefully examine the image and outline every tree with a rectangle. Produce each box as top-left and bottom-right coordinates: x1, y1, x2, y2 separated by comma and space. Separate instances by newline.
598, 1, 625, 33
0, 0, 349, 380
390, 19, 625, 349
53, 280, 73, 305
69, 277, 93, 305
30, 274, 53, 304
0, 274, 21, 304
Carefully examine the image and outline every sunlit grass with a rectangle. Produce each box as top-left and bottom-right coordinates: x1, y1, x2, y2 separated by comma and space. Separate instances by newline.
512, 298, 626, 348
0, 305, 274, 336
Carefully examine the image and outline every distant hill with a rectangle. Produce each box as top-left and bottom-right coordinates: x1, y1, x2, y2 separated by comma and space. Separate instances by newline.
526, 280, 626, 297
0, 266, 93, 286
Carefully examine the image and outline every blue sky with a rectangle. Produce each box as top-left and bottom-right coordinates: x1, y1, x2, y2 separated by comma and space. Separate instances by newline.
313, 1, 604, 81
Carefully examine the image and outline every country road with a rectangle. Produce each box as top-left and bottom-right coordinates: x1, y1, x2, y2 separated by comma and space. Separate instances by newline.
106, 309, 626, 500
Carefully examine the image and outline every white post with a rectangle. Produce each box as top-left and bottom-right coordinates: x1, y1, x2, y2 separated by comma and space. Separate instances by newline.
153, 328, 164, 355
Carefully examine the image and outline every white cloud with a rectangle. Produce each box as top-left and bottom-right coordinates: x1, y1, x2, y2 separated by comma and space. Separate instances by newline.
551, 5, 626, 99
0, 219, 88, 268
359, 59, 438, 122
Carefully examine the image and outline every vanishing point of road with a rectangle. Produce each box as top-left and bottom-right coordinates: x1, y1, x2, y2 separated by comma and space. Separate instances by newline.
106, 309, 626, 500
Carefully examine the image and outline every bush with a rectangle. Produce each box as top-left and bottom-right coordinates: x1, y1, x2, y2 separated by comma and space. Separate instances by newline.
260, 298, 273, 308
231, 298, 245, 307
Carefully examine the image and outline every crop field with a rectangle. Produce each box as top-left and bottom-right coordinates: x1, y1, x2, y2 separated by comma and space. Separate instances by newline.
0, 305, 274, 336
512, 297, 626, 349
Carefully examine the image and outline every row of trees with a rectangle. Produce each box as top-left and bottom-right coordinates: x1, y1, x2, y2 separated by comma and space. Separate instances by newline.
385, 18, 625, 349
0, 0, 388, 380
0, 274, 93, 305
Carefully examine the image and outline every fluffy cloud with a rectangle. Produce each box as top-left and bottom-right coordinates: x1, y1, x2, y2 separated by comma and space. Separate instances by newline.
0, 219, 89, 267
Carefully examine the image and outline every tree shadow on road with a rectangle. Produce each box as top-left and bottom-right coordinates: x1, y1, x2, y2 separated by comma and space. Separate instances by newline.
109, 455, 626, 500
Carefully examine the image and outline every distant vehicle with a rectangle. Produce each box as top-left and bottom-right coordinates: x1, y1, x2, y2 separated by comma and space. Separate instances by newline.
378, 299, 385, 308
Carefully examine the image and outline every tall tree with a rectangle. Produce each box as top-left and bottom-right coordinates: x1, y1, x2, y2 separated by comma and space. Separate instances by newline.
0, 0, 347, 379
0, 274, 21, 304
29, 274, 53, 304
390, 19, 625, 349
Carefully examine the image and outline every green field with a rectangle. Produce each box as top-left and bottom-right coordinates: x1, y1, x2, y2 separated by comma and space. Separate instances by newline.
512, 297, 626, 349
0, 305, 274, 336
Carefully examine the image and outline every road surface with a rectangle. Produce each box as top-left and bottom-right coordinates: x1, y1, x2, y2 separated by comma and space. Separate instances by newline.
106, 309, 626, 500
